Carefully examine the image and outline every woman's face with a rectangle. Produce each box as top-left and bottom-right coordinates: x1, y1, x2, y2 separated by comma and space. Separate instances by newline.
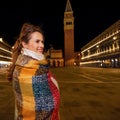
23, 32, 44, 54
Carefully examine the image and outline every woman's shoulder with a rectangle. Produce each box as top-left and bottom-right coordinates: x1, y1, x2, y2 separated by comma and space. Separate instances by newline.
16, 54, 35, 66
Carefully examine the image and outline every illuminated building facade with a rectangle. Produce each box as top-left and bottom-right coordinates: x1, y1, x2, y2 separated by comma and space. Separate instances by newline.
80, 20, 120, 68
0, 38, 12, 68
45, 48, 64, 67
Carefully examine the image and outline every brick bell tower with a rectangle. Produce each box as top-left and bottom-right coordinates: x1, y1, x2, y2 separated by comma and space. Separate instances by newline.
64, 0, 74, 66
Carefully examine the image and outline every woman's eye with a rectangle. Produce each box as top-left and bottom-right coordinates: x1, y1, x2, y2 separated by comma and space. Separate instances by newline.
41, 40, 44, 43
36, 40, 40, 43
35, 40, 44, 43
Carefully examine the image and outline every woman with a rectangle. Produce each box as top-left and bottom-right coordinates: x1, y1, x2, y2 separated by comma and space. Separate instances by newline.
7, 22, 60, 120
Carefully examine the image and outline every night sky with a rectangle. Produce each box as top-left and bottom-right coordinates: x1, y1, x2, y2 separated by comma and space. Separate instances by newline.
0, 0, 119, 52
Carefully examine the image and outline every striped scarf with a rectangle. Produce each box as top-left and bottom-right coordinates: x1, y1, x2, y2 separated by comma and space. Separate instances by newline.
13, 49, 60, 120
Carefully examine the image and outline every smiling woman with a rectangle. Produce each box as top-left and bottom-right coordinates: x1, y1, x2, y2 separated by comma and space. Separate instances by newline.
7, 22, 60, 120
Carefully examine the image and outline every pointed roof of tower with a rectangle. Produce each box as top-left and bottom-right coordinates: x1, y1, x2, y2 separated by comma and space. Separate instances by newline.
65, 0, 73, 12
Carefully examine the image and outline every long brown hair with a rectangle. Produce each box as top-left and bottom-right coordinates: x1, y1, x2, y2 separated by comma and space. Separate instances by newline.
7, 22, 44, 81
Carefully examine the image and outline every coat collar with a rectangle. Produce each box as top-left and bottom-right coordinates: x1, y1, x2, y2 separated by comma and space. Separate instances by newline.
22, 48, 45, 60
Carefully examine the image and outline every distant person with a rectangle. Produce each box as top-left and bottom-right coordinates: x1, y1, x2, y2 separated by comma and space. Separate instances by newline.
7, 22, 60, 120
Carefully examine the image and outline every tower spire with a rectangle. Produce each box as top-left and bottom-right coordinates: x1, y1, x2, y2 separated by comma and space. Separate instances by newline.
65, 0, 73, 12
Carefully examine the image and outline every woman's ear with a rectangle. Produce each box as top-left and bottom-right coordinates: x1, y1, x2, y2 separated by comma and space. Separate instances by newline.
21, 41, 28, 48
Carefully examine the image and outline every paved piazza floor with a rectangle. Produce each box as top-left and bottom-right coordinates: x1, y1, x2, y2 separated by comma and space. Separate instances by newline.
0, 67, 120, 120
